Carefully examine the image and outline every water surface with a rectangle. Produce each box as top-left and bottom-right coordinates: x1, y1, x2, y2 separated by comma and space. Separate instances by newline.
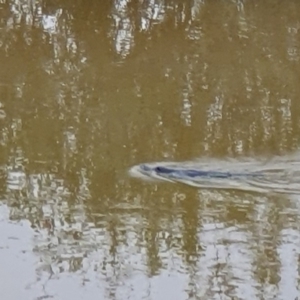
0, 1, 300, 299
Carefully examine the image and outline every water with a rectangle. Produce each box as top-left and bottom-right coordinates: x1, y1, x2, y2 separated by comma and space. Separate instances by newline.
0, 1, 300, 299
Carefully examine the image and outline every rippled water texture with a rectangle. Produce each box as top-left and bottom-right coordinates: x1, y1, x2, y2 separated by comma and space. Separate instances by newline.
1, 1, 300, 299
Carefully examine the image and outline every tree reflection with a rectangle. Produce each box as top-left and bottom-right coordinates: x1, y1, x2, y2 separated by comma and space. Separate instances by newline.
0, 0, 300, 299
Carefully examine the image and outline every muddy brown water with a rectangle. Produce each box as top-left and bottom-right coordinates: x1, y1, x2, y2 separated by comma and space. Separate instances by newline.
1, 1, 300, 299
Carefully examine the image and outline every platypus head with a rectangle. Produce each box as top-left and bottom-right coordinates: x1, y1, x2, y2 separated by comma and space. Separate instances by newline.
129, 163, 177, 182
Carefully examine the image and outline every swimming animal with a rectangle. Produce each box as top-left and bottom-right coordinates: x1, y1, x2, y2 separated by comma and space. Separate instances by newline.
129, 158, 300, 194
137, 164, 263, 179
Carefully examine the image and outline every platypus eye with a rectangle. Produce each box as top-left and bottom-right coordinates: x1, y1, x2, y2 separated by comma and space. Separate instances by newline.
153, 166, 173, 174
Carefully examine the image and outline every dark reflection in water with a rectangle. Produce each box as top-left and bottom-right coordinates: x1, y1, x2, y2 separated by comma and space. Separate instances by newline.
1, 0, 300, 299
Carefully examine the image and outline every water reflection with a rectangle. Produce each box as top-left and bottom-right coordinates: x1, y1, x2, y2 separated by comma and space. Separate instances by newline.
0, 0, 300, 299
